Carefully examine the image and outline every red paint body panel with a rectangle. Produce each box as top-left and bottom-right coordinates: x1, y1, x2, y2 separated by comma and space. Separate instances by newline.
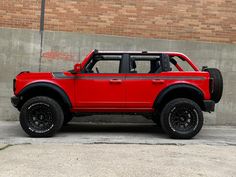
14, 51, 212, 113
15, 72, 77, 108
75, 74, 125, 108
125, 72, 210, 109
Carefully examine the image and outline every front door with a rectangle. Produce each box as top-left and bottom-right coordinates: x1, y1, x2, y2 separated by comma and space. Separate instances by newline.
75, 54, 125, 111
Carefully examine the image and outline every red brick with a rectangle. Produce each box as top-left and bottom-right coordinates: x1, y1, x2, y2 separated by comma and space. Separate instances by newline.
0, 0, 235, 43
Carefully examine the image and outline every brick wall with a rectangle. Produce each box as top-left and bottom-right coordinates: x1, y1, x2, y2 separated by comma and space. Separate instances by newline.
0, 0, 236, 43
0, 0, 40, 29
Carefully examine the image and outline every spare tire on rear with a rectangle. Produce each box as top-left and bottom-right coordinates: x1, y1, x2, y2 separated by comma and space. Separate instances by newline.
204, 68, 223, 103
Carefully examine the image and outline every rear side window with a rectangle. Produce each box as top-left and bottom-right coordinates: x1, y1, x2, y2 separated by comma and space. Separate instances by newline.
170, 56, 194, 71
129, 55, 161, 74
133, 60, 151, 73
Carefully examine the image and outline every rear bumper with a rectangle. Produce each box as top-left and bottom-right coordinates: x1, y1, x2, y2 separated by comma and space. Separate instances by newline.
11, 96, 20, 108
203, 100, 215, 112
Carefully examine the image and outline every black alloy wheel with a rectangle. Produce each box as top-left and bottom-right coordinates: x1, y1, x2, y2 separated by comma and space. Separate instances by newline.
27, 102, 54, 133
168, 106, 199, 133
20, 96, 64, 137
160, 98, 203, 139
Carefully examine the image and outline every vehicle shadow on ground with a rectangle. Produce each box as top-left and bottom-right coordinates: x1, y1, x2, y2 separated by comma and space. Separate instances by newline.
0, 122, 167, 139
61, 123, 165, 134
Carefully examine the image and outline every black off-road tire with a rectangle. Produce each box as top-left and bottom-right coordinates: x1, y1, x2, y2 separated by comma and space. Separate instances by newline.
160, 98, 203, 139
20, 96, 64, 137
204, 68, 223, 103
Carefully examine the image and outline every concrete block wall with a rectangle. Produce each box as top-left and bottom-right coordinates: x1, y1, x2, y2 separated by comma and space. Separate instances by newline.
0, 28, 235, 125
0, 28, 40, 120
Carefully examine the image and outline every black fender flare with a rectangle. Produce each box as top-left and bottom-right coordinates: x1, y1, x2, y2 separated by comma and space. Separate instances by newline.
18, 82, 72, 108
153, 83, 204, 108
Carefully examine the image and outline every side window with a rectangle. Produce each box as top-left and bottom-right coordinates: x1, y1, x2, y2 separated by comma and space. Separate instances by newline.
133, 60, 151, 73
93, 60, 120, 73
129, 55, 161, 74
170, 56, 194, 71
85, 54, 122, 73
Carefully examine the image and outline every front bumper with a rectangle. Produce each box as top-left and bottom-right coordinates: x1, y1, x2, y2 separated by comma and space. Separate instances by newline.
203, 100, 215, 112
11, 96, 20, 108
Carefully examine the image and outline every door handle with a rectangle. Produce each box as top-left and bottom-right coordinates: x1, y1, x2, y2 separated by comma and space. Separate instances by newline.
109, 79, 122, 83
152, 79, 165, 84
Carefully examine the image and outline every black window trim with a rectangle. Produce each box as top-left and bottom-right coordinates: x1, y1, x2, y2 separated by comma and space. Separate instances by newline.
81, 52, 170, 74
127, 53, 163, 74
82, 53, 127, 74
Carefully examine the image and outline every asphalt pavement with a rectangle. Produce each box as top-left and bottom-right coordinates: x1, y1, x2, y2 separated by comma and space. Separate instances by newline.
0, 121, 236, 177
0, 121, 235, 146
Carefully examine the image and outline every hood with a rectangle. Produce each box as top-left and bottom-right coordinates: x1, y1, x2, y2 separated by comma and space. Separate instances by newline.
16, 71, 53, 80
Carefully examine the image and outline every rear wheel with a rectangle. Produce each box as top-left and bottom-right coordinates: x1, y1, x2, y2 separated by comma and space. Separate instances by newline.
20, 96, 64, 137
160, 98, 203, 139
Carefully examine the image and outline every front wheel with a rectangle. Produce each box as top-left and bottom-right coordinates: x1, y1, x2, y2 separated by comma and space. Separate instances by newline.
20, 96, 64, 137
160, 98, 203, 139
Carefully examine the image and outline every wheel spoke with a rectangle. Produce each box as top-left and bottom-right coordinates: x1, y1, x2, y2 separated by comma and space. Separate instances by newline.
169, 105, 198, 132
28, 103, 54, 131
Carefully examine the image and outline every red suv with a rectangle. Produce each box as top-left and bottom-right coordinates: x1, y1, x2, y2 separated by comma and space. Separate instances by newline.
11, 50, 223, 139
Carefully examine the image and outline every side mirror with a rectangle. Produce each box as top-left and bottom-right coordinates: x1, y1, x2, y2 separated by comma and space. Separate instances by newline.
74, 63, 82, 73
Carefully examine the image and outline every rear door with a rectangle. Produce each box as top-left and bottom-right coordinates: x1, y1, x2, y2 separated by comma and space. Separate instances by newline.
125, 54, 165, 110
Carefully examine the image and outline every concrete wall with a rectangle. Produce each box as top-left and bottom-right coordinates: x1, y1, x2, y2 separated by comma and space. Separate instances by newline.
0, 27, 235, 125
